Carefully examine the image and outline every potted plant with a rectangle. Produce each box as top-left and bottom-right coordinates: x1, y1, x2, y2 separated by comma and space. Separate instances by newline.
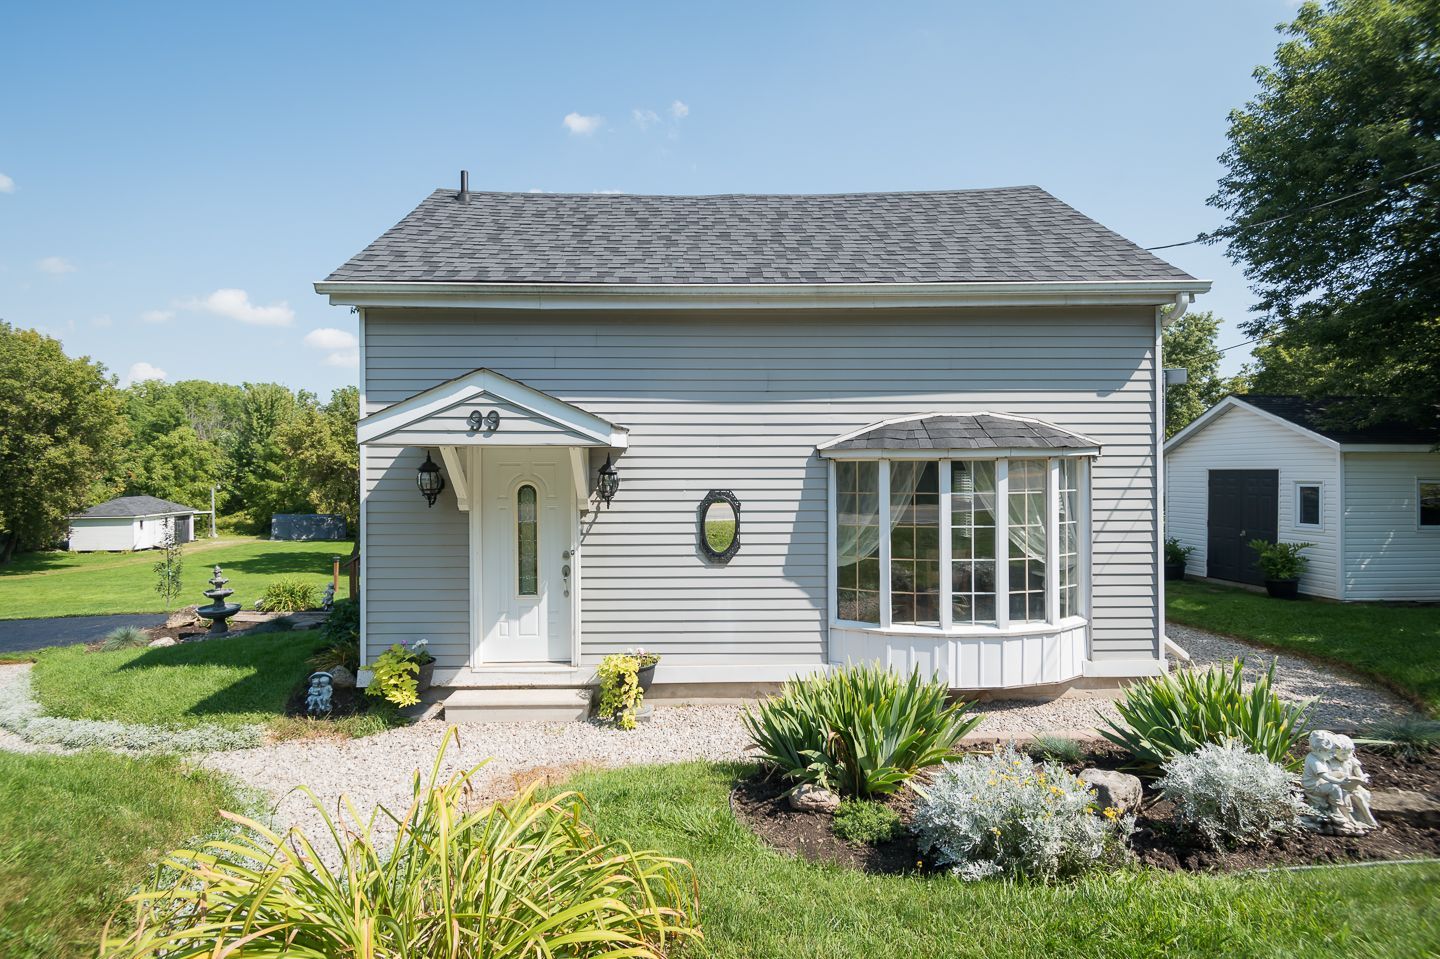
596, 649, 662, 730
630, 647, 660, 693
1163, 537, 1194, 582
1247, 540, 1313, 600
365, 638, 436, 708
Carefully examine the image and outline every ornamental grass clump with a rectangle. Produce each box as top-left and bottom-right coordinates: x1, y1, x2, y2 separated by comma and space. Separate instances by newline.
742, 662, 980, 798
1156, 740, 1304, 849
101, 728, 701, 959
255, 576, 320, 612
911, 745, 1132, 882
1099, 658, 1312, 773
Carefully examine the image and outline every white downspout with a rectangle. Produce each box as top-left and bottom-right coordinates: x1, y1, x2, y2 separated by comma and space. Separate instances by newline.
1159, 291, 1192, 669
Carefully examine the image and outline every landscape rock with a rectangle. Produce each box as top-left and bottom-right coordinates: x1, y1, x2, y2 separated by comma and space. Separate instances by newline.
1370, 789, 1440, 828
165, 605, 201, 629
147, 637, 177, 648
327, 665, 356, 688
1079, 768, 1144, 814
788, 783, 841, 813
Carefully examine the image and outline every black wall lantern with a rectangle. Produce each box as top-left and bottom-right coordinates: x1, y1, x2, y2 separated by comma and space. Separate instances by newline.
596, 455, 620, 507
417, 451, 446, 507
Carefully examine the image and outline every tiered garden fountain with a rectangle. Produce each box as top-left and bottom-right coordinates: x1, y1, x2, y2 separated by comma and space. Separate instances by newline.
197, 565, 241, 635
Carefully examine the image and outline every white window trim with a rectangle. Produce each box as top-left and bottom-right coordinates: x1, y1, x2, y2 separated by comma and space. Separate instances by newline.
1293, 481, 1324, 530
827, 455, 1092, 637
1419, 478, 1440, 531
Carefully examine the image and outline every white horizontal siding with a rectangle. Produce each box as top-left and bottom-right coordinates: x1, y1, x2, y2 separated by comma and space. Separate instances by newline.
68, 517, 136, 552
1165, 405, 1341, 598
1342, 452, 1440, 601
363, 307, 1160, 674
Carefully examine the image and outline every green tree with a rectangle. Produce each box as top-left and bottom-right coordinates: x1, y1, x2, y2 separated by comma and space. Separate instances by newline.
1210, 0, 1440, 427
0, 322, 127, 562
277, 386, 360, 530
231, 382, 311, 530
153, 521, 184, 613
1162, 310, 1232, 437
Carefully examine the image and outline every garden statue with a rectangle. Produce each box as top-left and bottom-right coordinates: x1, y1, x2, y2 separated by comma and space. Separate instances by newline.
1301, 730, 1378, 835
196, 565, 242, 635
305, 671, 334, 716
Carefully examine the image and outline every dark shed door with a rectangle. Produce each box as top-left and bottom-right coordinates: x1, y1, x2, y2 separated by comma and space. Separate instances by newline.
1207, 470, 1278, 585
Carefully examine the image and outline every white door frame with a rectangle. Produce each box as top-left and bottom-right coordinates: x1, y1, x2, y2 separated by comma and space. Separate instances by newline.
468, 446, 582, 668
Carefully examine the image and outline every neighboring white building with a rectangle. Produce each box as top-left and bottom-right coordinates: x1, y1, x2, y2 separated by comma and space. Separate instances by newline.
67, 496, 198, 552
315, 182, 1211, 713
1165, 395, 1440, 601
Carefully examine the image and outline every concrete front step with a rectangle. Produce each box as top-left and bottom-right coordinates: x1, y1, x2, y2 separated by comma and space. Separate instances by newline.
442, 686, 594, 723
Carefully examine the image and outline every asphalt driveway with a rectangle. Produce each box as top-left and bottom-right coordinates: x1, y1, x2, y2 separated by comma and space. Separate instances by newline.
0, 614, 164, 654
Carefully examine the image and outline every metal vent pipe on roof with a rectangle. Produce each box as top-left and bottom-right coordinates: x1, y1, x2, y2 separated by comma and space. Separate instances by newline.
459, 170, 469, 201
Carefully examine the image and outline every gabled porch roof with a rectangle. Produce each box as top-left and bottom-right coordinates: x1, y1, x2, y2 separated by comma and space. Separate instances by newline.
357, 368, 629, 449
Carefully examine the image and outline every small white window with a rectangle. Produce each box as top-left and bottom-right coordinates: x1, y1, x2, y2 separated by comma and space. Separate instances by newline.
1420, 480, 1440, 530
1295, 483, 1322, 528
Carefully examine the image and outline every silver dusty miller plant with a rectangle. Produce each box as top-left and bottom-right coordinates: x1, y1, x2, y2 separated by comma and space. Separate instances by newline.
1156, 740, 1305, 848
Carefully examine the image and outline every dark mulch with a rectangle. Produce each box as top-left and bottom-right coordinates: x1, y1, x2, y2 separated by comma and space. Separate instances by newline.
731, 745, 1440, 876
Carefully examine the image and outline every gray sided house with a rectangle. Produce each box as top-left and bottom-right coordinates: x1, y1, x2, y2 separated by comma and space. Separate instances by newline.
316, 184, 1210, 714
1165, 395, 1440, 601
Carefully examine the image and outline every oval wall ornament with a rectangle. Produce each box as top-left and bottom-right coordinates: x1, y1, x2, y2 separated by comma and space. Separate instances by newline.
698, 489, 741, 563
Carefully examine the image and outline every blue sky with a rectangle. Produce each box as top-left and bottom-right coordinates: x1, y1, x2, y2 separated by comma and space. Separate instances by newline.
1, 1, 1299, 396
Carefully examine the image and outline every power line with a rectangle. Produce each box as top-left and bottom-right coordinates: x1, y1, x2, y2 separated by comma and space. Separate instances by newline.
1145, 159, 1440, 252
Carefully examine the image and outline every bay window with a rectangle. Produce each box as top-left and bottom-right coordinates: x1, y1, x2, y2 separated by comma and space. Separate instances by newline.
830, 454, 1089, 631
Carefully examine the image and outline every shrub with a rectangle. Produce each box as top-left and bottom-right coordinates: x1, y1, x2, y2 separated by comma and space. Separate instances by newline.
100, 626, 150, 652
911, 745, 1132, 882
1357, 715, 1440, 759
255, 577, 321, 612
100, 730, 700, 958
1028, 734, 1086, 765
365, 640, 434, 708
310, 597, 359, 672
1099, 658, 1312, 772
833, 799, 902, 845
742, 663, 980, 798
1157, 741, 1303, 848
1163, 536, 1195, 567
1247, 540, 1313, 581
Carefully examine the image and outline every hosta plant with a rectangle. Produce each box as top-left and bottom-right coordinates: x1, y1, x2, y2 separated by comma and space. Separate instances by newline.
912, 745, 1133, 882
742, 662, 980, 798
1157, 740, 1303, 849
1099, 658, 1312, 772
101, 728, 700, 958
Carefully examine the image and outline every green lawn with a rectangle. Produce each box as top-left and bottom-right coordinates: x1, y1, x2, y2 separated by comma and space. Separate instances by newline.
0, 535, 351, 619
0, 751, 236, 959
568, 761, 1440, 959
1167, 580, 1440, 714
29, 629, 326, 729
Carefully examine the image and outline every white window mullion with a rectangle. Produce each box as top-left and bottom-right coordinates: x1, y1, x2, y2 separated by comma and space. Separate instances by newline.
1046, 459, 1061, 625
995, 459, 1010, 631
879, 460, 892, 630
939, 459, 953, 631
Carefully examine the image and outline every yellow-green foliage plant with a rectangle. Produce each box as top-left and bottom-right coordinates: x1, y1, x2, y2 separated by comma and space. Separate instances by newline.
101, 727, 701, 958
598, 652, 648, 729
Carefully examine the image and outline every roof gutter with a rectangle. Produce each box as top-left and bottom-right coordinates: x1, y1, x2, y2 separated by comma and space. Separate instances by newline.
313, 278, 1213, 312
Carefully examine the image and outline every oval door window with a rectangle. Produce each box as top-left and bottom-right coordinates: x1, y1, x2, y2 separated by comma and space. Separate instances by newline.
517, 484, 538, 595
699, 490, 741, 562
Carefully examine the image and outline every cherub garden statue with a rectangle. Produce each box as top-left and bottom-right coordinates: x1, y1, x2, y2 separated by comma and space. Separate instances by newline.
1301, 729, 1378, 835
305, 671, 335, 716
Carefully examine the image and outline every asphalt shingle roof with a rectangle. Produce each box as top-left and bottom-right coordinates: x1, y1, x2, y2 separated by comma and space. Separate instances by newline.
1238, 395, 1440, 445
325, 187, 1195, 285
827, 414, 1097, 452
72, 496, 200, 519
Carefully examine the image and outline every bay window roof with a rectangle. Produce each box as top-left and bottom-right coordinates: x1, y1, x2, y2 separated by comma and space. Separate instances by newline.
818, 413, 1100, 456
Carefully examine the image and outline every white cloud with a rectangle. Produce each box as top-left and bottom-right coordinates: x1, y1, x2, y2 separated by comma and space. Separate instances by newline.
303, 326, 359, 367
124, 361, 167, 386
180, 288, 294, 326
141, 309, 174, 324
37, 256, 76, 275
632, 108, 660, 130
592, 189, 625, 195
562, 112, 603, 135
0, 172, 13, 193
669, 100, 689, 119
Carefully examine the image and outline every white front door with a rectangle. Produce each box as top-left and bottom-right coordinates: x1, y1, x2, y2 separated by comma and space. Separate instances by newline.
478, 448, 575, 663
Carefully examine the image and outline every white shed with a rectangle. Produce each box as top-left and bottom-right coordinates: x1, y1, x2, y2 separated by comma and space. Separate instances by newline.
67, 496, 199, 552
1164, 395, 1440, 601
